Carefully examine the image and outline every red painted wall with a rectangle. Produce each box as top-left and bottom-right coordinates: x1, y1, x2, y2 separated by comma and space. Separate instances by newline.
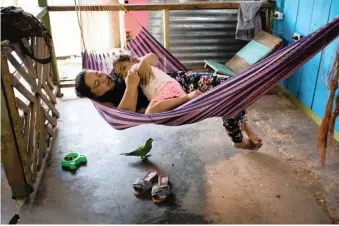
124, 0, 149, 37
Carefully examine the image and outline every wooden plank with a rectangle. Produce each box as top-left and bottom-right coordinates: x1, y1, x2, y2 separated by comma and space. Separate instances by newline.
43, 124, 49, 156
311, 0, 339, 132
41, 43, 49, 85
46, 124, 54, 137
286, 0, 314, 97
44, 109, 57, 127
7, 52, 60, 117
15, 97, 30, 114
21, 38, 38, 79
37, 106, 45, 171
28, 101, 37, 182
23, 111, 31, 156
278, 0, 300, 88
32, 37, 38, 75
47, 75, 54, 90
7, 52, 38, 91
48, 2, 275, 11
12, 76, 36, 103
59, 83, 75, 88
272, 0, 285, 36
268, 8, 274, 33
36, 38, 44, 88
298, 0, 332, 108
1, 55, 32, 184
31, 96, 40, 182
38, 0, 48, 7
163, 9, 170, 49
1, 88, 33, 198
37, 37, 49, 88
19, 116, 25, 134
42, 83, 57, 104
59, 78, 76, 82
12, 43, 38, 79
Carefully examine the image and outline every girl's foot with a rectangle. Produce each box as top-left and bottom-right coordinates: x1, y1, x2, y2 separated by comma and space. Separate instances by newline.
242, 123, 262, 145
233, 139, 261, 151
187, 90, 202, 101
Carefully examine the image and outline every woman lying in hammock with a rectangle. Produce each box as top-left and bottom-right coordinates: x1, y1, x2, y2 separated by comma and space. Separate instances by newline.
74, 53, 262, 150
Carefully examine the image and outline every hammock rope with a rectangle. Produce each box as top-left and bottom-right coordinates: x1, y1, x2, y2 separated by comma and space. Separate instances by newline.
75, 0, 145, 52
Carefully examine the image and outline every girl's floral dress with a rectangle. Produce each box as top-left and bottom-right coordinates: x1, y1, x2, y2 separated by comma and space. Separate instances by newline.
167, 71, 247, 143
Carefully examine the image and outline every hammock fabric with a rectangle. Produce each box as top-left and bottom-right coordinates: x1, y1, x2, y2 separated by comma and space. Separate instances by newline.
82, 16, 339, 130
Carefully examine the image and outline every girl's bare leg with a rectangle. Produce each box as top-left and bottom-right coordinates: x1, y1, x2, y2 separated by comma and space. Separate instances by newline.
145, 90, 202, 114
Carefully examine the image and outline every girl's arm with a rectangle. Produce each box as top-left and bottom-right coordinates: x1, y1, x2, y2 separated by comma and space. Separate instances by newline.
139, 53, 160, 67
137, 53, 160, 85
117, 70, 140, 112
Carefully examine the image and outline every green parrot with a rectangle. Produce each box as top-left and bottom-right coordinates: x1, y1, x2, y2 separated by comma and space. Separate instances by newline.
120, 138, 153, 159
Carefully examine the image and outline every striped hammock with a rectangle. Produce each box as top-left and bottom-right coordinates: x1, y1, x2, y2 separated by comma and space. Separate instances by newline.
82, 16, 339, 130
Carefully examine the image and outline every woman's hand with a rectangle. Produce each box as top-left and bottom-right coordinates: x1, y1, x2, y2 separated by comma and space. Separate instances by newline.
125, 68, 140, 88
118, 68, 140, 112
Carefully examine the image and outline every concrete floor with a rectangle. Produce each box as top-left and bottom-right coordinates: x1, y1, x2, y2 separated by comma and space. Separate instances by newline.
2, 89, 339, 224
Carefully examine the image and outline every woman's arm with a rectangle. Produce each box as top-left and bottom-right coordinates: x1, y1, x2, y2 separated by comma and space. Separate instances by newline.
105, 94, 146, 114
117, 70, 140, 112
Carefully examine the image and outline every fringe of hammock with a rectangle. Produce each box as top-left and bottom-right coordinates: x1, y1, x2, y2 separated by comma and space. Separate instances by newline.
317, 49, 339, 166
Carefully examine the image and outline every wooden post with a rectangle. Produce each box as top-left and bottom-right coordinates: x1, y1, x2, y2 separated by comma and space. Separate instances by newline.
163, 9, 170, 49
268, 8, 274, 33
119, 12, 126, 48
266, 0, 276, 34
38, 0, 63, 97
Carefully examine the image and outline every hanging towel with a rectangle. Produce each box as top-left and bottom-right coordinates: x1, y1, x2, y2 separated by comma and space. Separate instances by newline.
235, 1, 263, 41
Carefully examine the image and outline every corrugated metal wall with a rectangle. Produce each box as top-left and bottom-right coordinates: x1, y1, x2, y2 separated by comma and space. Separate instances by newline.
148, 1, 264, 70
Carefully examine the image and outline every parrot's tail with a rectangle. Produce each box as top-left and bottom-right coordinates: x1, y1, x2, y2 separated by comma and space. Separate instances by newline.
119, 153, 130, 156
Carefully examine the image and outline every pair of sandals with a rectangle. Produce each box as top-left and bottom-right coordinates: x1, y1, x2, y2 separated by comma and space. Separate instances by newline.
132, 170, 171, 204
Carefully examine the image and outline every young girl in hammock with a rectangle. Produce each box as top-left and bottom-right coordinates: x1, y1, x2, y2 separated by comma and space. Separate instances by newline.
112, 52, 202, 114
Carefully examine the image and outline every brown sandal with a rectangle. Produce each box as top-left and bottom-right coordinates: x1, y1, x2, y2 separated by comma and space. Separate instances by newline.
151, 175, 172, 203
133, 170, 157, 196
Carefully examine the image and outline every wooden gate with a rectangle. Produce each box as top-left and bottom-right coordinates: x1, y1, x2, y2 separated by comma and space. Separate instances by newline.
1, 37, 59, 198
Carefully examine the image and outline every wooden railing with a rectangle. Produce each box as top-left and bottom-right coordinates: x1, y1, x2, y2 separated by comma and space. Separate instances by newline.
48, 1, 275, 11
1, 37, 59, 198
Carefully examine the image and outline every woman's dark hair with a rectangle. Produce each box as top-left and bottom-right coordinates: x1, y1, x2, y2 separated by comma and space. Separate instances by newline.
74, 69, 95, 98
74, 68, 150, 110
